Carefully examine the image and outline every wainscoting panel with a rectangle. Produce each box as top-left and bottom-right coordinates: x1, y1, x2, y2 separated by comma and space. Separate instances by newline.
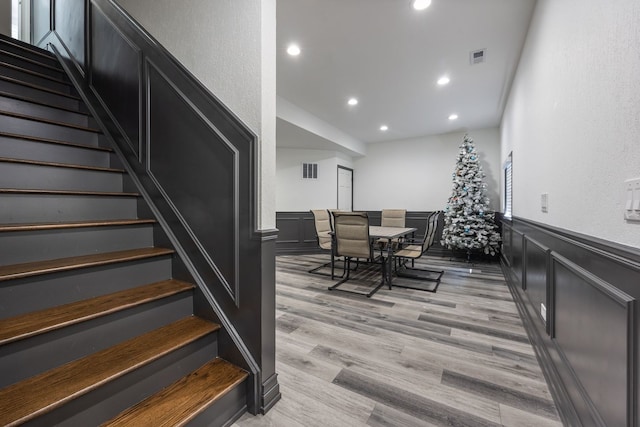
147, 62, 238, 301
552, 253, 634, 427
54, 0, 85, 70
502, 218, 639, 426
511, 227, 524, 285
523, 236, 549, 329
90, 4, 141, 157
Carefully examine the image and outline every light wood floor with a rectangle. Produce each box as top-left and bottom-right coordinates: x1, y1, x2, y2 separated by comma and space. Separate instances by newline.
233, 254, 562, 427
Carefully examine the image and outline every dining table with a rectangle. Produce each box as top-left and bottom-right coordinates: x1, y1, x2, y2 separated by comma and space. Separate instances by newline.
368, 226, 417, 290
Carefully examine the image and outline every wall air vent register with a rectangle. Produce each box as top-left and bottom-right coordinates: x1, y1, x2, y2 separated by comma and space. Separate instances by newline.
302, 163, 318, 179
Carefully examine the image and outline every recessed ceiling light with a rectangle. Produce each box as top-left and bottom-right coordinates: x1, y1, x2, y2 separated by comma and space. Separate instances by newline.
412, 0, 432, 11
380, 125, 389, 131
448, 114, 459, 120
437, 76, 450, 86
286, 43, 301, 56
347, 98, 358, 106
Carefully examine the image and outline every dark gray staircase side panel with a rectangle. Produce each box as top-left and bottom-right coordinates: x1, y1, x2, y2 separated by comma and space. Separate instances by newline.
22, 336, 217, 427
0, 257, 173, 319
0, 42, 60, 68
0, 292, 195, 388
0, 95, 91, 127
0, 114, 99, 146
0, 50, 65, 79
0, 63, 72, 94
0, 224, 154, 265
0, 79, 81, 110
0, 135, 109, 167
0, 193, 138, 223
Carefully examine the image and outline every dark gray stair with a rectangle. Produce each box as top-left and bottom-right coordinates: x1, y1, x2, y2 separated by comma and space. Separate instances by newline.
0, 131, 110, 166
0, 75, 81, 110
0, 48, 65, 79
0, 92, 92, 126
0, 35, 247, 427
0, 279, 195, 388
0, 61, 73, 93
0, 109, 99, 145
0, 36, 60, 69
0, 189, 140, 223
0, 157, 124, 192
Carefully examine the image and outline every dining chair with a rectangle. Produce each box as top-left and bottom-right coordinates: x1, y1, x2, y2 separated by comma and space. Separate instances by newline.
329, 211, 387, 297
377, 209, 407, 250
393, 211, 444, 291
308, 209, 339, 278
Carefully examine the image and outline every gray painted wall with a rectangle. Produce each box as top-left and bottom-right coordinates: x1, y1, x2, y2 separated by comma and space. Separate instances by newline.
0, 0, 12, 36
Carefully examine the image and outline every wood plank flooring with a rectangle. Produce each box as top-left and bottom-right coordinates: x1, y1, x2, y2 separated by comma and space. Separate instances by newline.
233, 254, 562, 427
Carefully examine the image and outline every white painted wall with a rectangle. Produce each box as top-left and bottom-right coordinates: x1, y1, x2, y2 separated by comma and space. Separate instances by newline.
501, 0, 640, 248
353, 128, 501, 212
276, 148, 354, 211
116, 0, 276, 228
0, 0, 11, 36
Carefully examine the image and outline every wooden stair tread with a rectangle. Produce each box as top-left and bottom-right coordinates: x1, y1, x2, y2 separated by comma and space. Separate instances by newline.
0, 109, 101, 132
0, 316, 219, 426
0, 247, 174, 282
0, 60, 71, 85
0, 75, 80, 100
0, 188, 138, 197
0, 130, 110, 151
0, 219, 155, 232
0, 90, 91, 115
0, 279, 195, 345
0, 48, 62, 72
103, 358, 248, 427
0, 157, 124, 173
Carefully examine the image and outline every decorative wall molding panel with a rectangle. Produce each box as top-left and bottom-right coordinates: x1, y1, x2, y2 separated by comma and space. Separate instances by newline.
502, 217, 639, 427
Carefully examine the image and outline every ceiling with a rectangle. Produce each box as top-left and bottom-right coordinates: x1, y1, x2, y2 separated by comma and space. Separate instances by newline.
276, 0, 537, 149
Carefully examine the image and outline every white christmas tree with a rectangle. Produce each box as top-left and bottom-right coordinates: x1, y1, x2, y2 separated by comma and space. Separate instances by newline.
441, 134, 501, 257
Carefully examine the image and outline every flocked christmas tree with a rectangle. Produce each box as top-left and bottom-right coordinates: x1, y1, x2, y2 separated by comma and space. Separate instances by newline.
441, 134, 501, 257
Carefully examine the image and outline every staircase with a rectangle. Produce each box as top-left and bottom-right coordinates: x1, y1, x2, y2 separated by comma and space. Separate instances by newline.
0, 35, 248, 426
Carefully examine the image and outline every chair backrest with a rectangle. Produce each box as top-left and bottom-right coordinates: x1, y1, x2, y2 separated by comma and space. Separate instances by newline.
333, 211, 372, 259
381, 209, 406, 228
310, 209, 332, 250
421, 212, 439, 252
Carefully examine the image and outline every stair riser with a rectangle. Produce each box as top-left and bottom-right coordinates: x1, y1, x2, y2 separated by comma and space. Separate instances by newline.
0, 94, 91, 126
0, 225, 154, 265
21, 336, 217, 427
0, 79, 80, 110
0, 257, 173, 319
0, 42, 60, 69
0, 114, 99, 146
0, 194, 138, 223
0, 162, 123, 192
0, 136, 109, 167
0, 50, 64, 79
189, 380, 247, 427
0, 292, 194, 388
0, 63, 73, 94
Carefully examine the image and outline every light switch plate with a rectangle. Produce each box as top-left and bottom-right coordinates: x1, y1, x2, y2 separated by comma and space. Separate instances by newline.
625, 178, 640, 222
541, 193, 549, 213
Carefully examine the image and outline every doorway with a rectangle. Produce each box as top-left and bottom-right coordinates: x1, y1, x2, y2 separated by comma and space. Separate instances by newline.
337, 165, 353, 211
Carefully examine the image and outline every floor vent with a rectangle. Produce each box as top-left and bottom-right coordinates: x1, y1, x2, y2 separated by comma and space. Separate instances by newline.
470, 48, 486, 65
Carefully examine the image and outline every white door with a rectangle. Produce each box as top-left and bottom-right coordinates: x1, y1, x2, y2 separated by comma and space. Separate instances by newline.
337, 166, 353, 211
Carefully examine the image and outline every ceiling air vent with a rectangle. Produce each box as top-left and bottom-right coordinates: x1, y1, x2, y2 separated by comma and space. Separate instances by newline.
470, 48, 486, 65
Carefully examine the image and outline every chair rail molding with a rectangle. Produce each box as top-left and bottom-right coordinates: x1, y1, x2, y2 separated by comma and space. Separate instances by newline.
31, 0, 279, 414
501, 217, 639, 427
